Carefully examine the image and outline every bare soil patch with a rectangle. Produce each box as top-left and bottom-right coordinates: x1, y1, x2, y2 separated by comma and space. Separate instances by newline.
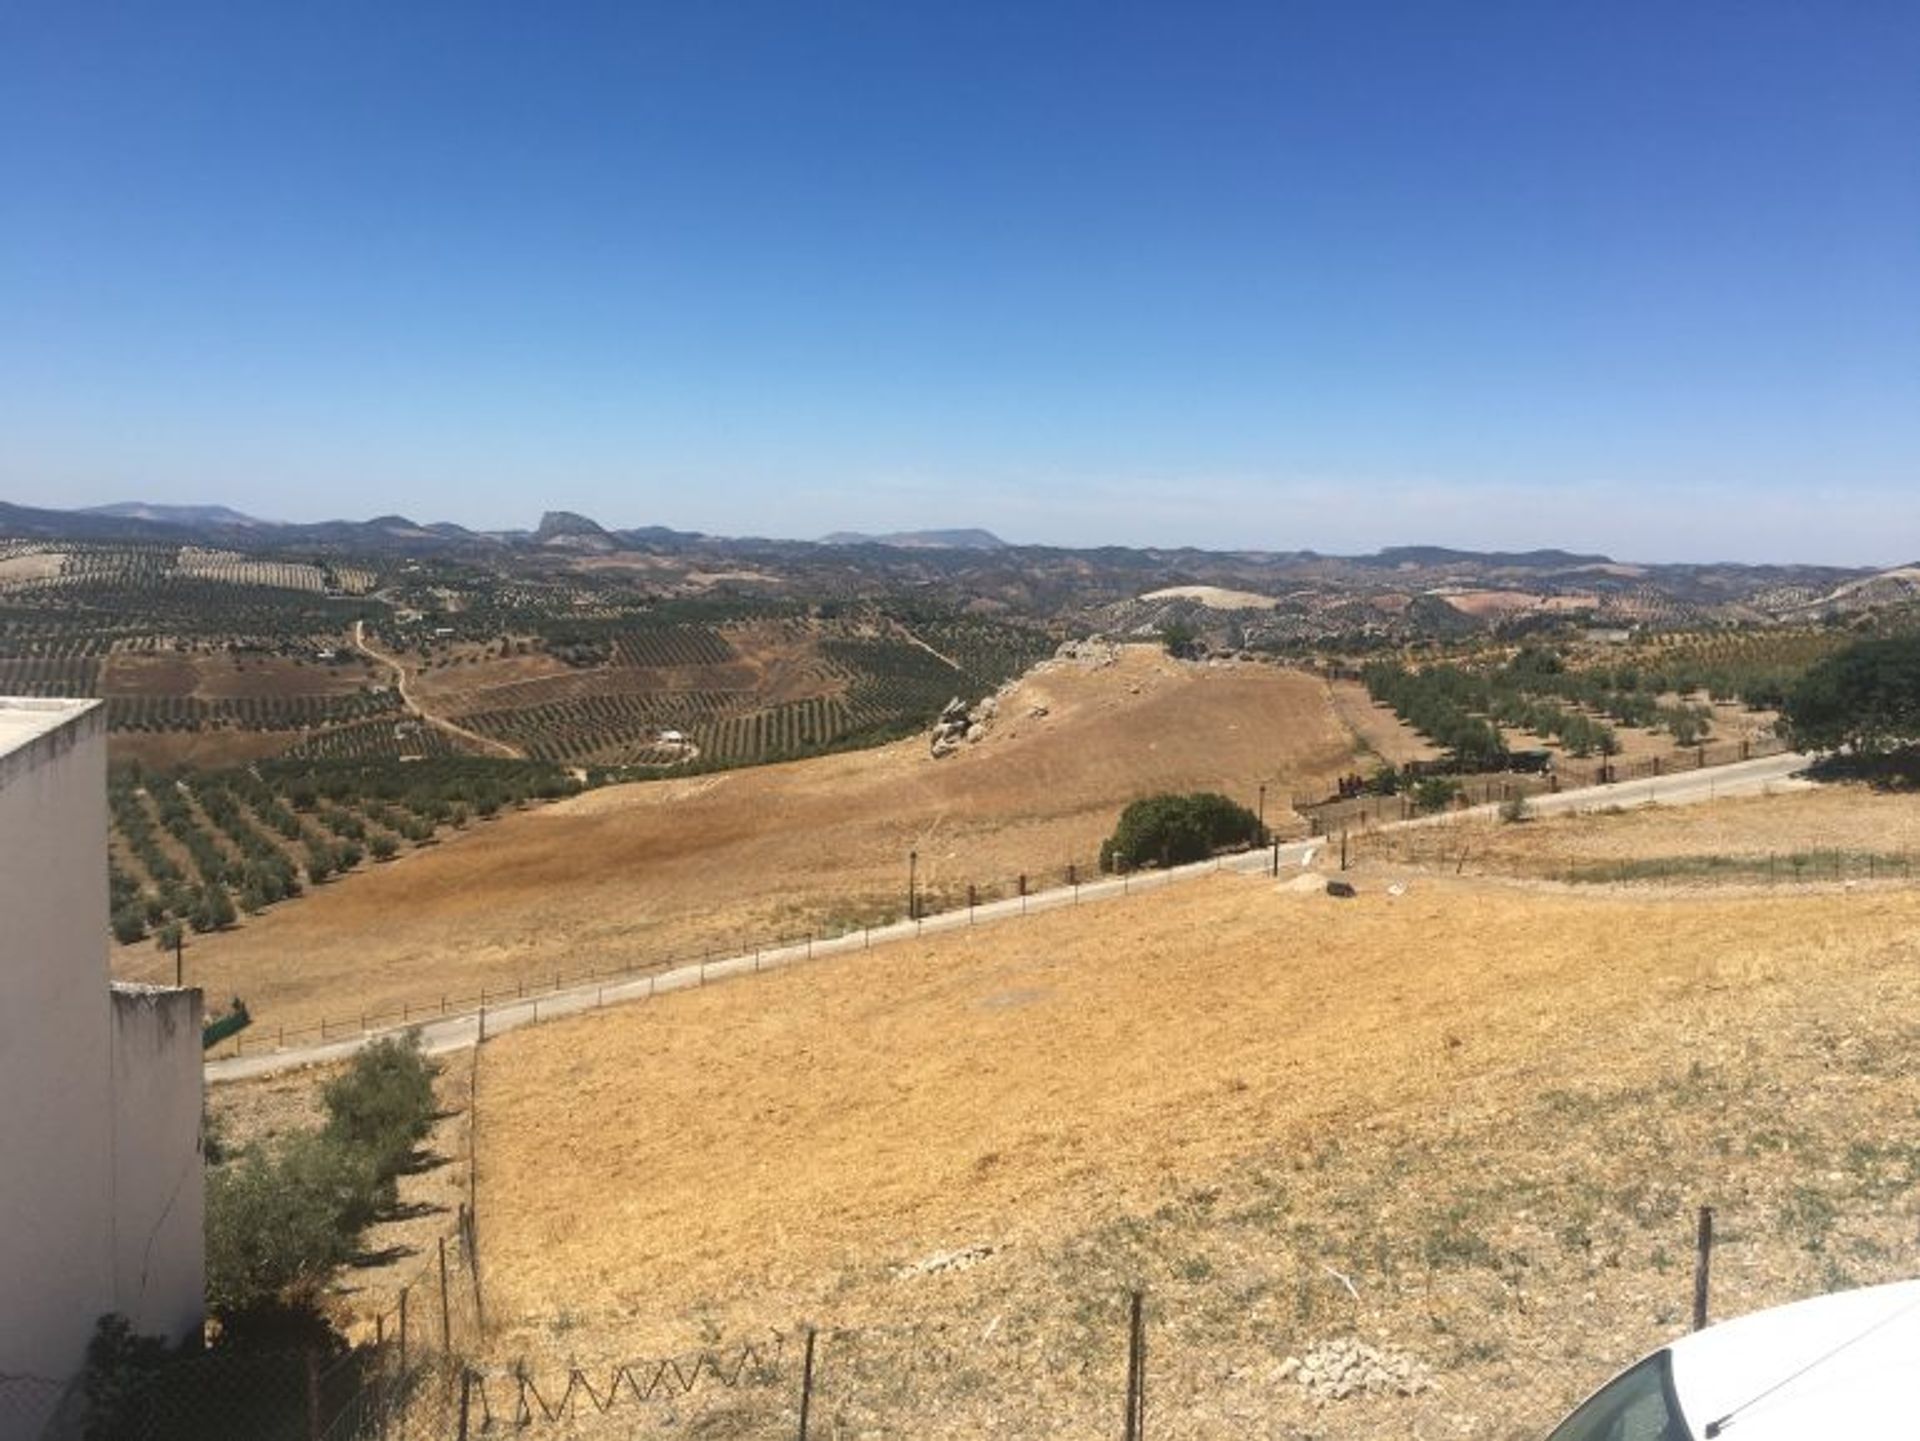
101, 651, 373, 700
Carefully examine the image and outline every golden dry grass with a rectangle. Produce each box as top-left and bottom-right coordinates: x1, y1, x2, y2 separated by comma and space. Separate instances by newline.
472, 869, 1920, 1337
1326, 677, 1439, 767
1360, 780, 1920, 879
126, 649, 1357, 1036
453, 861, 1920, 1435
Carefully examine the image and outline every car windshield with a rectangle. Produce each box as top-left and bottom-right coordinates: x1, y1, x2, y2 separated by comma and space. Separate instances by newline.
1546, 1352, 1691, 1441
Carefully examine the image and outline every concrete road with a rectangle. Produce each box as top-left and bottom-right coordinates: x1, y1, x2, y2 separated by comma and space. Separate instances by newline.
206, 751, 1814, 1083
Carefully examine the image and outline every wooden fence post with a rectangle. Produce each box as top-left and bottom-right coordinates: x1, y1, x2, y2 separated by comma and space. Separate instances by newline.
398, 1286, 409, 1375
1693, 1206, 1713, 1331
439, 1235, 453, 1347
462, 1203, 486, 1337
1123, 1289, 1147, 1441
796, 1326, 817, 1441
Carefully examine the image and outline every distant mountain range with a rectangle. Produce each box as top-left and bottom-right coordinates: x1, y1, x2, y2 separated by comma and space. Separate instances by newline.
5, 498, 1912, 632
819, 528, 1009, 551
83, 502, 276, 528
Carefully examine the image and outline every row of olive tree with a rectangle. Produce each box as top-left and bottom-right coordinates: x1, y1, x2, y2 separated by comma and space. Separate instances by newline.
205, 1033, 440, 1344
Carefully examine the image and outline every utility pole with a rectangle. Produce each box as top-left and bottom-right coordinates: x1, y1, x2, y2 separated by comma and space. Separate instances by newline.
908, 849, 918, 922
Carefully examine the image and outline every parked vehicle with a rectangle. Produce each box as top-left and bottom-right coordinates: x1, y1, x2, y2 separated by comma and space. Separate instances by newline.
1546, 1279, 1920, 1439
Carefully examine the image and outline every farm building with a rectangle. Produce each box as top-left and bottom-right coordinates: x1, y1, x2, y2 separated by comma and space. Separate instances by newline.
0, 699, 204, 1439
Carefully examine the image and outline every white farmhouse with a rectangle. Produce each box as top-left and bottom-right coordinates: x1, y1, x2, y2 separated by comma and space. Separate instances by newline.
0, 700, 205, 1439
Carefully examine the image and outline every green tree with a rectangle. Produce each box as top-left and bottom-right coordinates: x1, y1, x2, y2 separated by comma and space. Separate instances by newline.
205, 1132, 383, 1318
111, 905, 147, 945
1099, 791, 1264, 871
1785, 635, 1920, 754
321, 1032, 440, 1183
1412, 777, 1463, 814
1159, 621, 1202, 660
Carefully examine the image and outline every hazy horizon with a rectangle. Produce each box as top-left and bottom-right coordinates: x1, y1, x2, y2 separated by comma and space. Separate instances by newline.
5, 3, 1916, 568
11, 489, 1905, 571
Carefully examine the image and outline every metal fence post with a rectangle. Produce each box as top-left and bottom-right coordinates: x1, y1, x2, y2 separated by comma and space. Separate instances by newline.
1123, 1289, 1147, 1441
796, 1326, 817, 1441
1693, 1206, 1714, 1331
439, 1236, 453, 1347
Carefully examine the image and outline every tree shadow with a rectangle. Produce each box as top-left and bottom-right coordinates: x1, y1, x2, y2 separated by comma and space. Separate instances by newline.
347, 1242, 420, 1269
1805, 749, 1920, 791
379, 1198, 452, 1223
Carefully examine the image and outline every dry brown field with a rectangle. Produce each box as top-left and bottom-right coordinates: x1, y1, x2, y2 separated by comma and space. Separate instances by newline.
1434, 589, 1602, 618
124, 648, 1358, 1035
101, 650, 378, 699
1326, 677, 1440, 767
458, 862, 1920, 1437
110, 729, 305, 769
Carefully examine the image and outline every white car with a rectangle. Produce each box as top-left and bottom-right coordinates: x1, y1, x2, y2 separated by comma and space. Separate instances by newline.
1545, 1279, 1920, 1439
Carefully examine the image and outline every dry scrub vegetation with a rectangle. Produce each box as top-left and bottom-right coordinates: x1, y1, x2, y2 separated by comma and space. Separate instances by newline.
460, 866, 1920, 1438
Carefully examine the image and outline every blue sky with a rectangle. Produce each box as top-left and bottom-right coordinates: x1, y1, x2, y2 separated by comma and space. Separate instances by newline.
3, 2, 1916, 562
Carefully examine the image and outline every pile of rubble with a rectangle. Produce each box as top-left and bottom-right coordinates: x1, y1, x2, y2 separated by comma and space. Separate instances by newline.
1280, 1338, 1432, 1402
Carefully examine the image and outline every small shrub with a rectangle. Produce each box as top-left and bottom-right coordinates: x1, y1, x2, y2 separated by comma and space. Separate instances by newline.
1498, 793, 1532, 824
321, 1032, 439, 1183
1412, 777, 1463, 814
110, 904, 147, 944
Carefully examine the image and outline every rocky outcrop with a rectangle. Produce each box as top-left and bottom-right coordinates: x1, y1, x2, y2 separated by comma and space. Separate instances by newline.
929, 692, 1000, 758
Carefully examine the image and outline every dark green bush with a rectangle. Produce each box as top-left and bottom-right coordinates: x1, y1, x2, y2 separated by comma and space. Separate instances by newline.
321, 1032, 439, 1184
1099, 791, 1265, 872
205, 1131, 384, 1319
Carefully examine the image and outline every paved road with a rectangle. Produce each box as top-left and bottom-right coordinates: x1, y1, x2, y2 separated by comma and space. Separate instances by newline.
205, 750, 1814, 1083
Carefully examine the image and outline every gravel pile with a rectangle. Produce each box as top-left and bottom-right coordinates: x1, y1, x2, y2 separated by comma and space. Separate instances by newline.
1280, 1337, 1433, 1401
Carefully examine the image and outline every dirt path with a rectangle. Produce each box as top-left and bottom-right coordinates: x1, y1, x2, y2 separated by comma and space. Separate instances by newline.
890, 621, 963, 673
352, 621, 523, 759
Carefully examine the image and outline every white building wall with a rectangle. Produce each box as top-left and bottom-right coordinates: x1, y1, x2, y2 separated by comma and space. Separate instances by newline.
0, 700, 205, 1440
109, 985, 206, 1347
0, 703, 116, 1393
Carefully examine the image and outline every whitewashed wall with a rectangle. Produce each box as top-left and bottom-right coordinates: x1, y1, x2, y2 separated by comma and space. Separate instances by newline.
109, 984, 205, 1347
0, 701, 204, 1441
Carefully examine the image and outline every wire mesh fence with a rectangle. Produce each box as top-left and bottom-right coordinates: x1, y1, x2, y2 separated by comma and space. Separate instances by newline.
376, 1298, 1610, 1439
1297, 734, 1791, 834
205, 849, 1258, 1062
